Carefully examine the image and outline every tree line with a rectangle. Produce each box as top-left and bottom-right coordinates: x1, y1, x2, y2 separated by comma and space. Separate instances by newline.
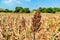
0, 7, 30, 13
0, 7, 60, 13
39, 7, 60, 13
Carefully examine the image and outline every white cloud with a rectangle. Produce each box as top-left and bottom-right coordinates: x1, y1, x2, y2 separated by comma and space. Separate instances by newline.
16, 1, 21, 4
3, 0, 31, 5
4, 0, 21, 5
4, 0, 13, 4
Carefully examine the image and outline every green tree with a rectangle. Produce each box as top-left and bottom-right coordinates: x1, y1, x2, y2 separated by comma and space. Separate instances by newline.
39, 7, 59, 13
23, 8, 30, 13
4, 9, 13, 13
4, 9, 9, 12
39, 7, 47, 13
15, 7, 23, 12
20, 9, 25, 13
53, 8, 60, 12
46, 8, 53, 13
0, 8, 4, 12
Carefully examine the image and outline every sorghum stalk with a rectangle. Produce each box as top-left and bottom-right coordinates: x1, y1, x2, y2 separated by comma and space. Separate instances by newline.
31, 10, 41, 40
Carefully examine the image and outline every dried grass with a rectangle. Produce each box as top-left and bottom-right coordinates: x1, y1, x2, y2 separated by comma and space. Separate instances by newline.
0, 13, 60, 40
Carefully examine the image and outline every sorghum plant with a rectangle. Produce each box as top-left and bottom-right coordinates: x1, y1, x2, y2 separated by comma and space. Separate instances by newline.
31, 10, 41, 40
21, 16, 26, 30
20, 16, 26, 40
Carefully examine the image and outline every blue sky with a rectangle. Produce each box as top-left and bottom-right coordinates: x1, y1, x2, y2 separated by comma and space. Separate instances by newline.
0, 0, 60, 10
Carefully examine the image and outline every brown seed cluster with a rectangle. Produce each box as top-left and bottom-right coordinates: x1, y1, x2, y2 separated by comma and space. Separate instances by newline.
31, 10, 41, 32
21, 16, 26, 28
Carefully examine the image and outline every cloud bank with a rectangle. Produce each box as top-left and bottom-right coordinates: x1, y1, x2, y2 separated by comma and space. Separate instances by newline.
3, 0, 21, 5
3, 0, 31, 5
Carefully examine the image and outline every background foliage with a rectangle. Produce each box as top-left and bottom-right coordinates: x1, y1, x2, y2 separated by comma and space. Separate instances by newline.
0, 7, 60, 13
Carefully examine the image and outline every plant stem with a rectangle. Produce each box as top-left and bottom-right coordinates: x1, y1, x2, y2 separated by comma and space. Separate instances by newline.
32, 32, 35, 40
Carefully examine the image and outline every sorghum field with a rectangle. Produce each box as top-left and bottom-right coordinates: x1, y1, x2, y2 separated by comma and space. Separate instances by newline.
0, 12, 60, 40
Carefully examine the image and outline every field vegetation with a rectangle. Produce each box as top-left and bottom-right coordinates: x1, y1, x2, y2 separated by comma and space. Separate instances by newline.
0, 11, 60, 40
0, 6, 60, 40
